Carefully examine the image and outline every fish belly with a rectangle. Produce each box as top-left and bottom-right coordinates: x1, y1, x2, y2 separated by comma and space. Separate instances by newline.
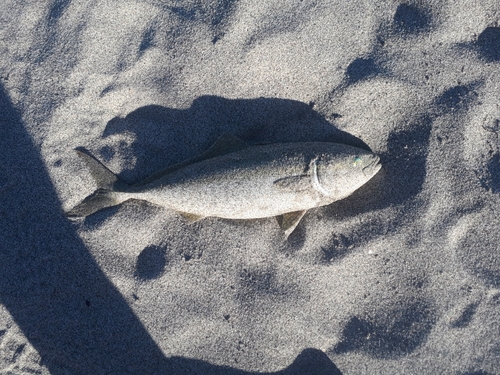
132, 175, 322, 219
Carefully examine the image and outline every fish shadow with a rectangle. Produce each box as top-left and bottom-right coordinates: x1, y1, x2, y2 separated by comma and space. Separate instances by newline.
0, 86, 345, 373
101, 95, 369, 182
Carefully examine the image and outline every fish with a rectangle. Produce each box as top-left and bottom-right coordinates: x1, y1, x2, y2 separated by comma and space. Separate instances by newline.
67, 134, 382, 236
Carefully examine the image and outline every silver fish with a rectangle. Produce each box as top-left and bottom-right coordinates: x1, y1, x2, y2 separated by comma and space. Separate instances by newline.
68, 135, 381, 236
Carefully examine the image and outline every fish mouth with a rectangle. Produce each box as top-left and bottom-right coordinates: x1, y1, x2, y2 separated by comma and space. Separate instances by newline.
363, 156, 382, 178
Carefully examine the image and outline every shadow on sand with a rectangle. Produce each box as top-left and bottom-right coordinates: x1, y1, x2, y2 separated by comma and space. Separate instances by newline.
100, 95, 369, 182
0, 87, 346, 373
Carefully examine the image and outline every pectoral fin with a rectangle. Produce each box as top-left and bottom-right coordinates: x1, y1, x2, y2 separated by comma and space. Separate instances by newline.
276, 210, 306, 237
179, 212, 205, 223
273, 175, 310, 192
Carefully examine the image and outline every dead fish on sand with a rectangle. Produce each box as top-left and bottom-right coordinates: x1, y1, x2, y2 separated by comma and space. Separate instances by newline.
67, 135, 381, 236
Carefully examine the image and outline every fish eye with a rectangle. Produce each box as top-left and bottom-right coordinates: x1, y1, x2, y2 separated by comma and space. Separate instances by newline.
353, 156, 362, 165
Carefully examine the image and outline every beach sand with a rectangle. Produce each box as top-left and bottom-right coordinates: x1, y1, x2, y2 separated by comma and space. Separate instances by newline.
1, 1, 500, 374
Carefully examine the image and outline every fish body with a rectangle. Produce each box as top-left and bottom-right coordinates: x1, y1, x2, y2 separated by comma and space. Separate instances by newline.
68, 136, 381, 235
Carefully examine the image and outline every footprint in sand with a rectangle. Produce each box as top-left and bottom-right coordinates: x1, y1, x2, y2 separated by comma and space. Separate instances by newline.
331, 299, 435, 358
135, 245, 167, 280
392, 3, 432, 34
454, 207, 500, 288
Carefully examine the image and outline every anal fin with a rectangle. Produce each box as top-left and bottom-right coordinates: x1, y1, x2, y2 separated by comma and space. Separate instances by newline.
179, 212, 205, 223
276, 210, 306, 237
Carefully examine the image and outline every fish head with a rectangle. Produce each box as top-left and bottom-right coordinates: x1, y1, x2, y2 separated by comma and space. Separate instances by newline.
315, 144, 382, 200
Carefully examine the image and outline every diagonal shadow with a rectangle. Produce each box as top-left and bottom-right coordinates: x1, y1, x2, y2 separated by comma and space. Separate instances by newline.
0, 85, 342, 374
0, 78, 172, 374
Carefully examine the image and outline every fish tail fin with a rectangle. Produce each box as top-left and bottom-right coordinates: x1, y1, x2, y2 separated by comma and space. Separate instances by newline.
66, 149, 129, 217
66, 189, 122, 217
74, 149, 128, 191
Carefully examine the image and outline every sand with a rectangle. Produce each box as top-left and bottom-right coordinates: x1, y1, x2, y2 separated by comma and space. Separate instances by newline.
1, 1, 500, 374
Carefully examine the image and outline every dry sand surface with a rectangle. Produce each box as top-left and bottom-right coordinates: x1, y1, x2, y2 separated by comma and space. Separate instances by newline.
1, 1, 500, 374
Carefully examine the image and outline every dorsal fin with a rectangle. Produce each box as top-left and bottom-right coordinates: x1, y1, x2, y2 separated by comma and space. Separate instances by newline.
201, 134, 248, 159
134, 134, 248, 186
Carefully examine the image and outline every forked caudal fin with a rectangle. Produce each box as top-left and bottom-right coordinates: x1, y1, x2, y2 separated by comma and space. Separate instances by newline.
66, 150, 129, 217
